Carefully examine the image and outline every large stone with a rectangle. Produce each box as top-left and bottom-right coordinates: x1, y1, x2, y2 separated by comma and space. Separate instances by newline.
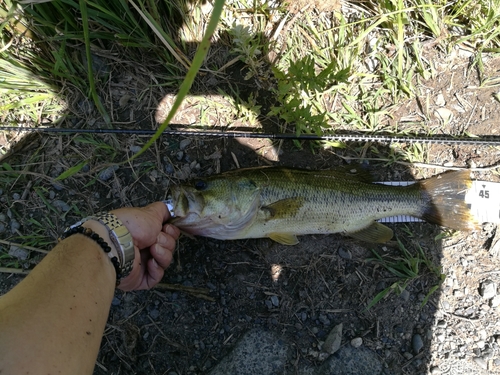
209, 329, 291, 375
316, 346, 385, 375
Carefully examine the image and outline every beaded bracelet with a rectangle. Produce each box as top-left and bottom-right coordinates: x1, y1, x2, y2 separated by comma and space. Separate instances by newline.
59, 225, 122, 283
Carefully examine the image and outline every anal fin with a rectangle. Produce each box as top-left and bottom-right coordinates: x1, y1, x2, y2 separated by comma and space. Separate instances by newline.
268, 232, 299, 245
348, 222, 393, 243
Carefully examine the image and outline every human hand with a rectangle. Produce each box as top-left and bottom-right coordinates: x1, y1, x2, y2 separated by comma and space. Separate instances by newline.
110, 202, 180, 291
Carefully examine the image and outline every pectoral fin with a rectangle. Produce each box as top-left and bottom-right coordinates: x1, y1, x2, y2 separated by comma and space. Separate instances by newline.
268, 232, 299, 245
348, 222, 393, 243
263, 198, 304, 220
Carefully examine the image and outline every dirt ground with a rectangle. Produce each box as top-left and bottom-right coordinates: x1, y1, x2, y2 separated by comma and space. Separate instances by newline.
1, 47, 500, 375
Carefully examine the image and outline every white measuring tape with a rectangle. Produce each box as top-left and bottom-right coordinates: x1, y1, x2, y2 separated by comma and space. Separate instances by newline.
464, 181, 500, 224
377, 181, 500, 224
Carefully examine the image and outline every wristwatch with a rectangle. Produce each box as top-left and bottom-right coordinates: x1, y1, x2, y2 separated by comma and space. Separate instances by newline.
68, 213, 135, 279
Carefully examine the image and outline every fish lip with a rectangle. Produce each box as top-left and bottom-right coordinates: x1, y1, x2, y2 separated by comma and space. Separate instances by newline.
163, 188, 176, 218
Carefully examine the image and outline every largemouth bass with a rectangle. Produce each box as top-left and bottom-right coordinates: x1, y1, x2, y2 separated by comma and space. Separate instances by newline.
167, 167, 477, 245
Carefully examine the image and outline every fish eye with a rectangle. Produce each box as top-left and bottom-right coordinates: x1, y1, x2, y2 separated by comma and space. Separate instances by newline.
194, 180, 208, 191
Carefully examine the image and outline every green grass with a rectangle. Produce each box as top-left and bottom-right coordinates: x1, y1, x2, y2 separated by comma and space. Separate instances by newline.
1, 0, 191, 130
365, 235, 445, 310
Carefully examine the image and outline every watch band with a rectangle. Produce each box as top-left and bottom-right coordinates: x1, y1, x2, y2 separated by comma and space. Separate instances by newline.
68, 213, 135, 280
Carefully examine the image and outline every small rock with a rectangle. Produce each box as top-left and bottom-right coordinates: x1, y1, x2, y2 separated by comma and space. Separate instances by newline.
179, 139, 192, 150
351, 337, 363, 348
270, 295, 279, 307
149, 309, 160, 320
12, 192, 20, 200
441, 300, 451, 311
165, 163, 175, 174
119, 94, 132, 107
319, 314, 330, 325
0, 223, 4, 233
338, 247, 352, 260
435, 93, 446, 106
52, 183, 64, 191
490, 295, 500, 307
430, 366, 441, 374
479, 280, 497, 300
9, 245, 29, 260
98, 165, 119, 181
403, 352, 413, 360
454, 290, 465, 298
400, 289, 410, 302
176, 151, 184, 161
10, 219, 20, 233
417, 293, 426, 302
111, 297, 121, 306
478, 329, 487, 340
412, 334, 424, 354
434, 107, 453, 124
0, 213, 5, 222
473, 356, 488, 370
323, 323, 342, 354
49, 190, 56, 200
477, 340, 486, 349
52, 200, 70, 212
129, 145, 142, 154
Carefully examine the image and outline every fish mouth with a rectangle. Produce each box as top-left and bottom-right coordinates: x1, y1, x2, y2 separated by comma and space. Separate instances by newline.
165, 186, 202, 220
163, 195, 175, 218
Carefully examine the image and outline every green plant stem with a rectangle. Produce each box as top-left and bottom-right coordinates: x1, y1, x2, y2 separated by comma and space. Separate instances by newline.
78, 0, 111, 125
128, 0, 226, 161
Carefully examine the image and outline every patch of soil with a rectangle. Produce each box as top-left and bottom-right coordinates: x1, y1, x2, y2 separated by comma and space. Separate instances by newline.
2, 49, 500, 375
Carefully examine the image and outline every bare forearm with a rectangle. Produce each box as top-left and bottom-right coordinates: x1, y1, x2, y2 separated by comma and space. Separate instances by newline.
0, 224, 116, 374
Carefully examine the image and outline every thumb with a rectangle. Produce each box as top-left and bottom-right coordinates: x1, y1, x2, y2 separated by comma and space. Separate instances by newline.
146, 201, 171, 223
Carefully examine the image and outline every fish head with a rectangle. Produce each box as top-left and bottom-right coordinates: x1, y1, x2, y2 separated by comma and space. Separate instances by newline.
168, 175, 261, 238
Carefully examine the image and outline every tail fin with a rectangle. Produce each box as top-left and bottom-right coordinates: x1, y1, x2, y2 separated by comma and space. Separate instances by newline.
418, 170, 478, 231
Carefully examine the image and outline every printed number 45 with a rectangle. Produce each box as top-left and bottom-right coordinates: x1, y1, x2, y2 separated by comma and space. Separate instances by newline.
479, 190, 490, 199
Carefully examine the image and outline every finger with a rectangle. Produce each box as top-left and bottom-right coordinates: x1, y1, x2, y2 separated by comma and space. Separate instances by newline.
151, 243, 174, 269
145, 201, 171, 223
145, 258, 164, 289
157, 231, 178, 251
163, 223, 180, 239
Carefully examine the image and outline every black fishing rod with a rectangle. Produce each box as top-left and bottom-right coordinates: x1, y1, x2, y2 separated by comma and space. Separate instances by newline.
1, 126, 500, 146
